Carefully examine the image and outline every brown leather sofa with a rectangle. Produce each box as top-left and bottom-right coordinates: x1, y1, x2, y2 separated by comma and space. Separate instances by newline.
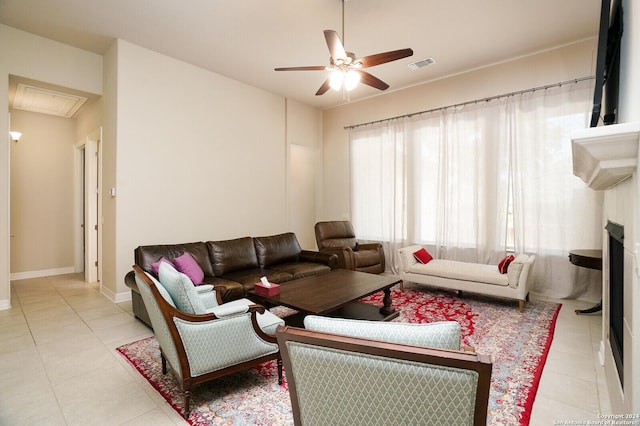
314, 221, 386, 274
124, 232, 337, 327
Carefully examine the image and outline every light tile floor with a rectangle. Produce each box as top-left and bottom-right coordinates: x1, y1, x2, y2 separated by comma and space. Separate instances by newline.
1, 273, 610, 425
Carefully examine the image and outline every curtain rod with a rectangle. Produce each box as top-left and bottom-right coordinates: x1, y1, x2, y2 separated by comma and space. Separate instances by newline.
344, 76, 595, 131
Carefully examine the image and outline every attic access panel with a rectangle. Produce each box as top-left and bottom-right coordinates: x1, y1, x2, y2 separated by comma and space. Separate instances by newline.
12, 83, 88, 118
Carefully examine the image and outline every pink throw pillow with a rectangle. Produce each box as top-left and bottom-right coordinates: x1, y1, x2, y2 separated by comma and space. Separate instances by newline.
498, 254, 515, 274
151, 257, 175, 276
413, 248, 433, 264
174, 252, 205, 285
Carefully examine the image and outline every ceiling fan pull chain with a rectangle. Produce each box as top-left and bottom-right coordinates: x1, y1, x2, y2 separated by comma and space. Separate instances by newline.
341, 0, 346, 47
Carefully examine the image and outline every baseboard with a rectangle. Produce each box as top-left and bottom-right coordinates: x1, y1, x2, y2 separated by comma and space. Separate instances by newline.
100, 285, 131, 304
10, 266, 76, 281
0, 298, 11, 311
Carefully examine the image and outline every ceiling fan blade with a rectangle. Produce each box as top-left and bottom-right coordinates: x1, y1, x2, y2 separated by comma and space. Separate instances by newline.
356, 70, 390, 91
274, 66, 327, 71
324, 30, 347, 60
315, 79, 331, 96
359, 48, 414, 68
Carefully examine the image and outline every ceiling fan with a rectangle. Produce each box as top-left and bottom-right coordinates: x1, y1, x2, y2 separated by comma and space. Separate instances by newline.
274, 0, 414, 96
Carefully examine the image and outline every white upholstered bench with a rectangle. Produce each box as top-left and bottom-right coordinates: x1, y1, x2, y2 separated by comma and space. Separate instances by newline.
397, 245, 536, 312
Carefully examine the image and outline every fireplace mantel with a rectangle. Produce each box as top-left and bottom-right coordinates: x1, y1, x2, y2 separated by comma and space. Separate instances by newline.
572, 122, 640, 190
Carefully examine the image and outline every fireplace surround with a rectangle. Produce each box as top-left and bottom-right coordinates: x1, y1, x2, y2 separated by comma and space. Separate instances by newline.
606, 220, 624, 387
572, 121, 640, 413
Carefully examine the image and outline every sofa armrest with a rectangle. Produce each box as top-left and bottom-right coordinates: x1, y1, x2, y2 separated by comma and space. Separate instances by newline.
355, 242, 386, 271
356, 242, 382, 251
397, 245, 424, 273
299, 250, 340, 270
316, 247, 355, 270
124, 270, 138, 292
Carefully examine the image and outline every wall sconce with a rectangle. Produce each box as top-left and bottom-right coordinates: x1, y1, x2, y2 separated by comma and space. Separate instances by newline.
10, 131, 22, 143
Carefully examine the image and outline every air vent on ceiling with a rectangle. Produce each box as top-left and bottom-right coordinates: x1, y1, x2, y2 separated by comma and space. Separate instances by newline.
408, 57, 436, 70
12, 83, 88, 118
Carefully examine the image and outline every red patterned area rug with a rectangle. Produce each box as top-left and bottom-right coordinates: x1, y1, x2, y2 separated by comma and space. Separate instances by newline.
116, 284, 560, 425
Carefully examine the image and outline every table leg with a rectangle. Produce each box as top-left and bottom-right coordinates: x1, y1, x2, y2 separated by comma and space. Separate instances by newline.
575, 300, 602, 315
380, 287, 396, 316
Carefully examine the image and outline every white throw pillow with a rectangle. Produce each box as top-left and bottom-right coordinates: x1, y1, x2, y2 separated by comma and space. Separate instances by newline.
512, 254, 529, 264
158, 262, 206, 314
142, 271, 176, 308
507, 262, 524, 288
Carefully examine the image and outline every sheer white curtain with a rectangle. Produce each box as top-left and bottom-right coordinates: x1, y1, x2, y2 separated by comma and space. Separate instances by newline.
426, 102, 512, 264
350, 79, 603, 300
350, 123, 408, 272
511, 83, 603, 300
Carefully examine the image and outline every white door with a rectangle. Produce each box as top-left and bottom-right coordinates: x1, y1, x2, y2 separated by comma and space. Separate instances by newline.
76, 127, 101, 283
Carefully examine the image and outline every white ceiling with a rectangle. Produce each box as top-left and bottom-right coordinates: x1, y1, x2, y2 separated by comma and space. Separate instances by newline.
0, 0, 601, 110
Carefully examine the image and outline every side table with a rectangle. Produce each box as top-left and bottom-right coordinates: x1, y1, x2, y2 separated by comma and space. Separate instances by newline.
568, 249, 602, 315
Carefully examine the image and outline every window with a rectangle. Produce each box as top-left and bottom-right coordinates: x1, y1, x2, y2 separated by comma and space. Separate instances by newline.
350, 79, 601, 282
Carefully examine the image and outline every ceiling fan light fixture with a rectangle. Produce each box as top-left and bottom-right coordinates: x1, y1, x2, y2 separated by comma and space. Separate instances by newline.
344, 70, 360, 91
329, 70, 344, 91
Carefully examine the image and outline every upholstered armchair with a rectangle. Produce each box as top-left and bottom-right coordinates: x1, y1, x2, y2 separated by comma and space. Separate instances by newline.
277, 316, 492, 426
314, 221, 385, 273
132, 264, 284, 419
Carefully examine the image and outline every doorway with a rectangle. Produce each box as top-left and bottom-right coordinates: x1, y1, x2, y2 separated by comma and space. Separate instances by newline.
8, 75, 101, 284
75, 128, 102, 283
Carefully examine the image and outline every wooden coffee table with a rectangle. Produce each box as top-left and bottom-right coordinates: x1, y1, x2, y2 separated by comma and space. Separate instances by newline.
249, 269, 401, 327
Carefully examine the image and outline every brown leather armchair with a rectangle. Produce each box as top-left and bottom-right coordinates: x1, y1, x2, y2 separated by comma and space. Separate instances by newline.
314, 221, 385, 274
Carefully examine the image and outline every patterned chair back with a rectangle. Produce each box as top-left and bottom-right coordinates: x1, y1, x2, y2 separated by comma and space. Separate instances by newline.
276, 325, 492, 426
133, 267, 183, 380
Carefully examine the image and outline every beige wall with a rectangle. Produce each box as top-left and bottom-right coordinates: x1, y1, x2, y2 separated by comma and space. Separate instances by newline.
0, 24, 103, 309
75, 98, 103, 142
106, 40, 321, 300
286, 98, 323, 250
320, 39, 598, 222
9, 110, 76, 274
100, 41, 118, 302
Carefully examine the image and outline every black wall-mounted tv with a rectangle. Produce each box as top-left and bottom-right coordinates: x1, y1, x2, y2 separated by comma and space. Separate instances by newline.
590, 0, 623, 127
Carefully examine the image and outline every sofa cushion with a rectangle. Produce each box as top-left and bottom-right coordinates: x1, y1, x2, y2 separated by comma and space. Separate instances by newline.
157, 262, 206, 314
269, 262, 331, 279
135, 242, 214, 277
174, 251, 205, 285
221, 268, 293, 286
207, 237, 259, 276
408, 259, 509, 287
254, 233, 301, 268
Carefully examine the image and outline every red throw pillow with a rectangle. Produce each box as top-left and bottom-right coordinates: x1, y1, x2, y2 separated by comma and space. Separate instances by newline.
413, 248, 433, 264
498, 254, 515, 274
